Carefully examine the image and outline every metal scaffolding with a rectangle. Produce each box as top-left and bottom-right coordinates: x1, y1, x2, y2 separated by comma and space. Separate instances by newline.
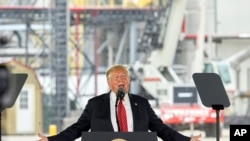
0, 0, 169, 130
51, 0, 69, 130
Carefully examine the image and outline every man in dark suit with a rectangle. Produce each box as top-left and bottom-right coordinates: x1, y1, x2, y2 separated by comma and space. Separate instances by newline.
38, 64, 201, 141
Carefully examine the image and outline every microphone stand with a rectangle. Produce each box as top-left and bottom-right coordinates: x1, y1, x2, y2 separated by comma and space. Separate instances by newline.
115, 97, 120, 132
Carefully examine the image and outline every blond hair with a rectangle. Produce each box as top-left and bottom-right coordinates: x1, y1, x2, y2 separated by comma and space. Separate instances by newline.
105, 64, 129, 79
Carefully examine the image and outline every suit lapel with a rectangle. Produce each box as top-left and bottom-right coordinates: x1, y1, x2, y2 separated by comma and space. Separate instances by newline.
102, 93, 114, 131
129, 94, 140, 131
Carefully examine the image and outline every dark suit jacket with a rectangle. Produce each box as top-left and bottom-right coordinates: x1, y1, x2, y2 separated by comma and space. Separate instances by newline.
48, 93, 190, 141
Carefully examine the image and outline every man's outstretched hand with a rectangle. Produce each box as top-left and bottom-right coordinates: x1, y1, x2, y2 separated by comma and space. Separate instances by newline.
37, 133, 48, 141
190, 134, 202, 141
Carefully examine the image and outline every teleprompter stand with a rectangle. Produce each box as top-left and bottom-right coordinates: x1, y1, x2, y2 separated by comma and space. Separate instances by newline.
0, 74, 27, 141
192, 73, 230, 141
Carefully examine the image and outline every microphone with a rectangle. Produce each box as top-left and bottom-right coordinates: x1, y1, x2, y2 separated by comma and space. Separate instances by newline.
117, 87, 125, 100
115, 87, 125, 107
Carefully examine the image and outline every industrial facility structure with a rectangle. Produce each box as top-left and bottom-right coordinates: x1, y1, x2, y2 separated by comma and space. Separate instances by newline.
1, 0, 250, 137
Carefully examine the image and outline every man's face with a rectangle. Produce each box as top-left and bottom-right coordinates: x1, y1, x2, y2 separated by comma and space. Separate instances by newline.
107, 68, 130, 94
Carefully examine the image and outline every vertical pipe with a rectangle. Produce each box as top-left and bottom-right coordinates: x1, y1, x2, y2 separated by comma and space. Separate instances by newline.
129, 22, 137, 65
75, 13, 80, 96
214, 0, 218, 58
216, 110, 220, 141
94, 28, 99, 96
214, 0, 218, 33
25, 22, 30, 65
107, 32, 114, 66
191, 0, 206, 74
108, 46, 113, 66
129, 22, 138, 93
93, 11, 99, 96
181, 16, 186, 33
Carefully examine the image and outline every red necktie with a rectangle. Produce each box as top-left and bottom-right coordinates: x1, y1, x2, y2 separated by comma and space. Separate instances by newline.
117, 100, 128, 132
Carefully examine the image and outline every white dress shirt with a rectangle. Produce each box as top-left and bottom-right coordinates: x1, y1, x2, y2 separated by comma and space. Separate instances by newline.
110, 92, 133, 132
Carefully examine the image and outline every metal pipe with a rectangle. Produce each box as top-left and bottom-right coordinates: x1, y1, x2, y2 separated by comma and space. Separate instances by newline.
183, 33, 250, 40
94, 26, 99, 96
25, 22, 30, 65
75, 13, 80, 96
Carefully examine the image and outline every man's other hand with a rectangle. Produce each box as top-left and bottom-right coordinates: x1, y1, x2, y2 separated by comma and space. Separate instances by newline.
190, 134, 201, 141
37, 133, 48, 141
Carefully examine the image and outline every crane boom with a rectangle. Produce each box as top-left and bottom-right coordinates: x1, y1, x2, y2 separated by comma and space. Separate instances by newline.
148, 0, 188, 67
